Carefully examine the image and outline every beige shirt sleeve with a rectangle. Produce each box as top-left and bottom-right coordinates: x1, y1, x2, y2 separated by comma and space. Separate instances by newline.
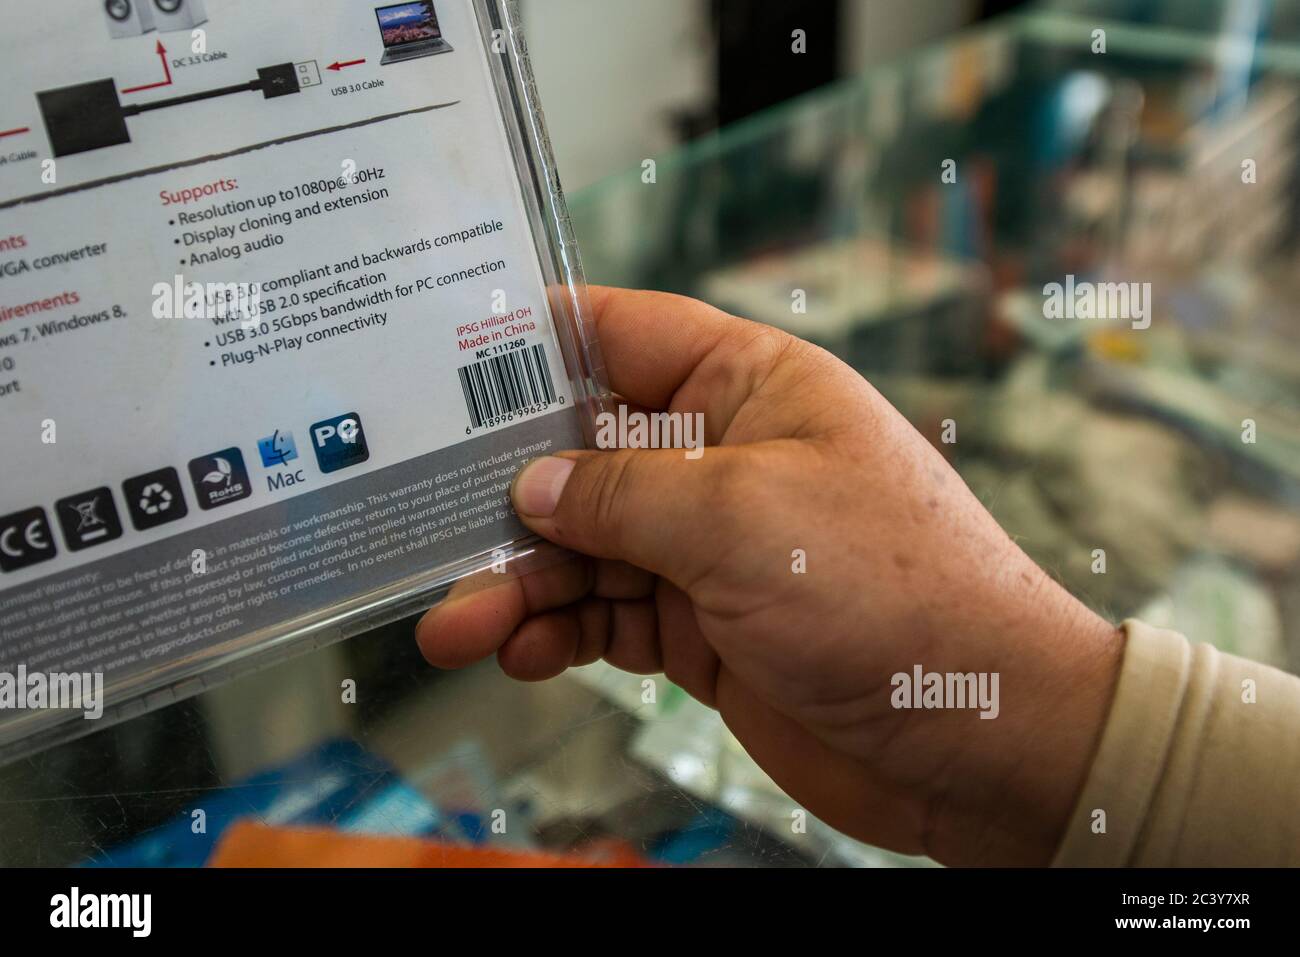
1053, 619, 1300, 866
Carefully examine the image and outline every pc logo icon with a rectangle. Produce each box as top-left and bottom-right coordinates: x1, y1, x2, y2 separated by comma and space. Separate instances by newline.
310, 412, 369, 474
258, 430, 299, 468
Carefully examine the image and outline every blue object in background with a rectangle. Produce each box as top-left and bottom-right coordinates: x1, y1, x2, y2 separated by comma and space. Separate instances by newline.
83, 738, 441, 867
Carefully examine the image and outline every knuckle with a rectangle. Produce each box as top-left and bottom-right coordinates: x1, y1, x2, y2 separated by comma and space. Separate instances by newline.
700, 452, 756, 533
727, 324, 807, 397
747, 323, 798, 369
585, 450, 637, 540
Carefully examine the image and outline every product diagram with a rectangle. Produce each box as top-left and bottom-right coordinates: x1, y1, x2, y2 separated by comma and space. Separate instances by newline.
31, 1, 457, 160
104, 0, 208, 40
376, 1, 455, 65
37, 60, 326, 158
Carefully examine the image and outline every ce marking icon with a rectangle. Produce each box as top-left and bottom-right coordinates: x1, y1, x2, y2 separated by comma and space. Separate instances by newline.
0, 507, 57, 573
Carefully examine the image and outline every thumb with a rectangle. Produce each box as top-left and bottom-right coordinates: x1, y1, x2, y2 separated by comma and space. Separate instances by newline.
509, 448, 736, 584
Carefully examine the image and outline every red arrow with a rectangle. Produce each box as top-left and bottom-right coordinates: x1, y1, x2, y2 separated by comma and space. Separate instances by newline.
121, 40, 173, 95
328, 58, 367, 71
0, 127, 30, 139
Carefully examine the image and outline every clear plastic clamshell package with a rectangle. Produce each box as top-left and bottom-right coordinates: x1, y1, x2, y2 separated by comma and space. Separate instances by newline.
0, 0, 608, 762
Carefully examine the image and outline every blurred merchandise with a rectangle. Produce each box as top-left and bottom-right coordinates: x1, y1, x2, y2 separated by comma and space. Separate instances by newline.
570, 662, 936, 868
83, 738, 440, 868
1138, 556, 1286, 666
701, 236, 989, 374
208, 822, 644, 868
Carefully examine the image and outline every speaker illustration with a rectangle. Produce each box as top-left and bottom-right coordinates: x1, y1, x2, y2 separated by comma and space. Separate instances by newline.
149, 0, 207, 32
104, 0, 155, 39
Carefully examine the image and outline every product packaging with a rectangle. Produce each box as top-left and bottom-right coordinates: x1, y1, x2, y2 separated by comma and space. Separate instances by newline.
0, 0, 606, 761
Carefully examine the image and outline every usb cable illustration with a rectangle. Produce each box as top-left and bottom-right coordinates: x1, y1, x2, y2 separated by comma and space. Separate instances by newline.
38, 62, 322, 158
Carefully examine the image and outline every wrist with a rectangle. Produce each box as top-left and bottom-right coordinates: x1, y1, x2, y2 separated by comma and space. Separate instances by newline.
923, 585, 1124, 866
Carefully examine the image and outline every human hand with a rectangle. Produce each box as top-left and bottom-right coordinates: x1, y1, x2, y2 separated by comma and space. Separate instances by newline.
416, 286, 1122, 866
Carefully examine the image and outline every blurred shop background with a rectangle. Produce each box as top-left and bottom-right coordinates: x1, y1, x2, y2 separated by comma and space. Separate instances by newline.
4, 0, 1299, 867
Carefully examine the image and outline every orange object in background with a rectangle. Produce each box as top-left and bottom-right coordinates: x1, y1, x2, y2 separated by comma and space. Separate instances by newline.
208, 821, 646, 868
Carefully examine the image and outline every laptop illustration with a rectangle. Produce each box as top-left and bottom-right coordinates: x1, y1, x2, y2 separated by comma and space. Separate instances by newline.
376, 1, 453, 65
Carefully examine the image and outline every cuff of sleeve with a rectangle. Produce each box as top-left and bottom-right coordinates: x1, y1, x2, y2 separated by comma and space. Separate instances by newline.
1051, 619, 1191, 867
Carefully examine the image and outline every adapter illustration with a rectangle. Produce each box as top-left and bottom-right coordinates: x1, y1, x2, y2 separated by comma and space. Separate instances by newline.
37, 60, 323, 157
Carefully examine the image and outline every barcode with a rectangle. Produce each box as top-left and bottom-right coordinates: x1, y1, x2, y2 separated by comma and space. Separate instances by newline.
458, 343, 556, 429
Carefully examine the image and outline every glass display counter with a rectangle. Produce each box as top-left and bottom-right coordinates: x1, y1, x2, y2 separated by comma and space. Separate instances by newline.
2, 2, 1297, 868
